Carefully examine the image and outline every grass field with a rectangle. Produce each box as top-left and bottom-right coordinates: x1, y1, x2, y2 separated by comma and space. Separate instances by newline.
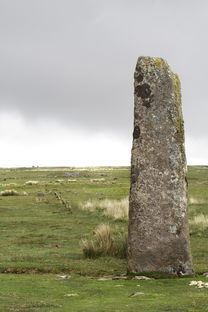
0, 166, 207, 311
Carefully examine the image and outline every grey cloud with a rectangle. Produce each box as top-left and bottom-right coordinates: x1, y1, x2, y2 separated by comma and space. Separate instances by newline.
0, 0, 208, 138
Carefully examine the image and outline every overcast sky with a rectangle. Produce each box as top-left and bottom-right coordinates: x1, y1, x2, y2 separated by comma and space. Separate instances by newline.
0, 0, 208, 167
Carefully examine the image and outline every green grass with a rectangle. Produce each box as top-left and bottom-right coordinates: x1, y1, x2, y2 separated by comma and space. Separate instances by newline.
0, 167, 129, 275
0, 166, 207, 311
0, 274, 208, 312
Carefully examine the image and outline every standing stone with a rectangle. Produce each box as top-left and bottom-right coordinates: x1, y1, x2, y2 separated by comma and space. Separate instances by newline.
128, 56, 194, 275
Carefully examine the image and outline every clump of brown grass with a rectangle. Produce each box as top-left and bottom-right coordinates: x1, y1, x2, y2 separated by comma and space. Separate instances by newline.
0, 189, 28, 196
81, 224, 127, 258
55, 179, 65, 183
90, 178, 105, 183
25, 181, 39, 185
81, 198, 129, 219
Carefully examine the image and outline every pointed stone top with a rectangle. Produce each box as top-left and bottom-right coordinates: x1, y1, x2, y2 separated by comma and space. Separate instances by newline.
136, 56, 167, 68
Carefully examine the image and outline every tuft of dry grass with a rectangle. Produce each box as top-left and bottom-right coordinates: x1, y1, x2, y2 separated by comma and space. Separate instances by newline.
81, 224, 127, 259
25, 181, 39, 185
190, 214, 208, 229
0, 189, 28, 196
0, 183, 18, 187
81, 198, 129, 219
94, 224, 114, 253
90, 178, 105, 183
189, 197, 206, 205
55, 179, 65, 183
81, 224, 114, 258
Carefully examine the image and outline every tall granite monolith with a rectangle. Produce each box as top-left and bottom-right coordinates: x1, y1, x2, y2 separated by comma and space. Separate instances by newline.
128, 56, 194, 275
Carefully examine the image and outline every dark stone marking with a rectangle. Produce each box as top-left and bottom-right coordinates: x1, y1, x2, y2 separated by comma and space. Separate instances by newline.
137, 74, 143, 83
133, 125, 140, 139
131, 165, 139, 184
142, 100, 151, 108
134, 69, 143, 82
142, 94, 154, 108
176, 265, 186, 276
136, 65, 142, 72
135, 83, 151, 99
176, 229, 181, 236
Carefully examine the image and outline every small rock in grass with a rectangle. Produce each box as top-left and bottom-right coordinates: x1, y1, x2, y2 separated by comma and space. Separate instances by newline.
189, 281, 198, 286
130, 292, 145, 297
64, 293, 79, 297
132, 276, 153, 280
189, 280, 208, 288
112, 276, 127, 280
58, 275, 71, 279
98, 277, 112, 281
203, 272, 208, 277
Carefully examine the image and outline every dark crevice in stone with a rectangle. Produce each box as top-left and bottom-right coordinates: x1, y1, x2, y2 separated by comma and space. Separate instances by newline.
131, 165, 139, 184
176, 229, 181, 236
133, 125, 140, 139
142, 100, 151, 108
136, 74, 144, 83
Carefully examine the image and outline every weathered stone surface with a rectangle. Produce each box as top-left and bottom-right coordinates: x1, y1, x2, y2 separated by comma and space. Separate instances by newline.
128, 56, 194, 275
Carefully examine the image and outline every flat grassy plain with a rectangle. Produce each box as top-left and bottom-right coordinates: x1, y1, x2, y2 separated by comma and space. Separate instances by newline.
0, 166, 207, 311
